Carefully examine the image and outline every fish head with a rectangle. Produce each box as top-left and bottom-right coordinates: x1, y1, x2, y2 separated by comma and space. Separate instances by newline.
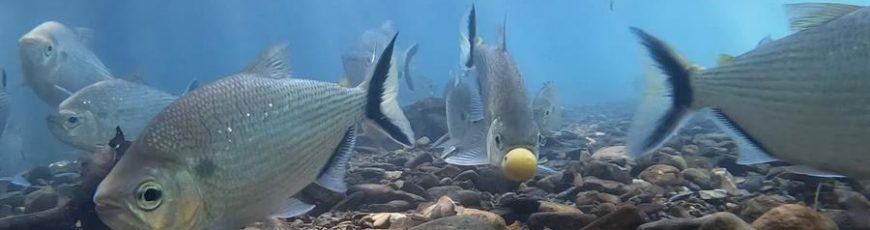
486, 117, 544, 181
94, 153, 206, 230
47, 108, 107, 151
18, 22, 66, 81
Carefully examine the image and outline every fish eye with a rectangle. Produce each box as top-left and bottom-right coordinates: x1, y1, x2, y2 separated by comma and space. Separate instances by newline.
495, 135, 501, 145
67, 116, 78, 124
44, 45, 53, 56
135, 181, 163, 211
545, 109, 551, 116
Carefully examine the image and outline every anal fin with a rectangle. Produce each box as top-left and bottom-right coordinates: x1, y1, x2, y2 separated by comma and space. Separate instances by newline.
271, 198, 316, 218
707, 109, 780, 165
315, 126, 357, 193
779, 165, 846, 178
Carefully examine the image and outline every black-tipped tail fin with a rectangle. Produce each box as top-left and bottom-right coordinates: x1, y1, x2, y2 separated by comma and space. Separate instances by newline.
460, 5, 477, 69
626, 27, 696, 158
363, 33, 415, 148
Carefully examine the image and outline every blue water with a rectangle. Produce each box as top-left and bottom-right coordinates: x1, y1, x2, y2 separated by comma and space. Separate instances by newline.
0, 0, 863, 174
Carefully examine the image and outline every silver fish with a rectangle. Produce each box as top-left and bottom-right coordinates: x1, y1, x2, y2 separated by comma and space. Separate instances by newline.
94, 36, 413, 230
628, 3, 870, 179
340, 21, 418, 91
437, 6, 552, 182
18, 21, 113, 106
46, 78, 197, 152
532, 81, 562, 137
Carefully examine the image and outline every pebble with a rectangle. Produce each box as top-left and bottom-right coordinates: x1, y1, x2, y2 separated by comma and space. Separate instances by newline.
409, 215, 505, 230
528, 212, 597, 230
751, 204, 837, 230
738, 195, 788, 222
638, 212, 753, 230
580, 205, 647, 230
682, 168, 713, 190
590, 146, 629, 161
583, 160, 632, 184
639, 164, 684, 187
575, 191, 620, 206
24, 186, 58, 213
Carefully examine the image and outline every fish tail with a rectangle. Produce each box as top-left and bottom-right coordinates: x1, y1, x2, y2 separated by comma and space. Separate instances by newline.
401, 43, 418, 91
361, 33, 415, 148
626, 27, 697, 158
460, 4, 476, 69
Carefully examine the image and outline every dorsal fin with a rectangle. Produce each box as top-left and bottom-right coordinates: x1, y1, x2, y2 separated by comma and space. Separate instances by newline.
498, 14, 507, 51
460, 5, 477, 69
242, 43, 291, 79
756, 35, 773, 48
182, 79, 199, 95
74, 27, 95, 49
785, 3, 863, 32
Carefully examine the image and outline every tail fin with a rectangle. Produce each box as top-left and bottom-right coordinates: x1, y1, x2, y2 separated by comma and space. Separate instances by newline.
401, 43, 419, 91
460, 5, 477, 69
626, 27, 696, 158
362, 33, 415, 148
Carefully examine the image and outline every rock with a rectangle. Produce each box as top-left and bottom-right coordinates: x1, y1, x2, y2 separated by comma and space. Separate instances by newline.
448, 190, 482, 208
361, 162, 404, 171
682, 144, 700, 155
409, 172, 441, 189
638, 212, 753, 230
528, 212, 597, 230
591, 146, 629, 161
639, 164, 684, 187
401, 181, 429, 199
436, 165, 463, 178
367, 200, 413, 212
636, 148, 688, 171
711, 168, 742, 195
752, 204, 837, 230
406, 153, 434, 169
334, 184, 426, 210
410, 215, 505, 230
536, 171, 575, 193
416, 137, 431, 146
577, 176, 629, 195
740, 174, 764, 193
682, 168, 714, 190
453, 170, 479, 183
0, 191, 24, 207
23, 166, 52, 186
575, 191, 620, 206
365, 212, 423, 229
581, 205, 647, 230
25, 186, 58, 213
699, 189, 728, 200
51, 172, 80, 185
423, 196, 458, 220
456, 207, 507, 229
583, 160, 632, 184
354, 167, 386, 180
538, 201, 582, 213
426, 185, 463, 200
476, 167, 521, 193
739, 195, 788, 222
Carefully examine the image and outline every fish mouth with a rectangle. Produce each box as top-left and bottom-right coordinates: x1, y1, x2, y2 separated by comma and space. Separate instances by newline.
94, 195, 147, 230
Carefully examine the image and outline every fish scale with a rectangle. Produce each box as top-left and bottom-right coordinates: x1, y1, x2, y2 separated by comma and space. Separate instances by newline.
134, 75, 366, 226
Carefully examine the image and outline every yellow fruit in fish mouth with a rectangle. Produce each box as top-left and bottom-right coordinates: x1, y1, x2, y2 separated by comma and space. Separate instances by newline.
502, 147, 537, 181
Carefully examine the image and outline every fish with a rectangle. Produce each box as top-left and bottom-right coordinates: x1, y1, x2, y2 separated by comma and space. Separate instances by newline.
340, 21, 418, 91
0, 69, 8, 138
627, 3, 870, 179
532, 81, 562, 137
18, 21, 113, 106
437, 5, 553, 182
93, 35, 414, 230
46, 78, 195, 152
431, 73, 485, 157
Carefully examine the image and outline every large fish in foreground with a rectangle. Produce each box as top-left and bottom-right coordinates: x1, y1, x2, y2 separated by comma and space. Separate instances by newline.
47, 77, 199, 152
93, 36, 414, 230
532, 81, 562, 137
436, 6, 553, 182
628, 3, 870, 179
18, 21, 113, 106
